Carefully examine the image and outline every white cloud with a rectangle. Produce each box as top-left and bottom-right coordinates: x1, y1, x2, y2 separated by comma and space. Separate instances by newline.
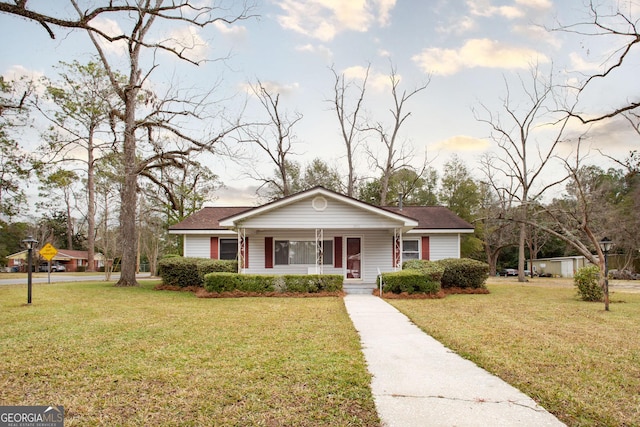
213, 21, 248, 41
92, 18, 128, 56
163, 26, 209, 63
431, 135, 491, 152
3, 65, 46, 97
241, 80, 300, 97
412, 38, 549, 76
467, 0, 524, 19
275, 0, 398, 41
513, 24, 561, 48
342, 65, 392, 92
568, 52, 603, 73
437, 16, 477, 35
515, 0, 552, 10
295, 43, 333, 61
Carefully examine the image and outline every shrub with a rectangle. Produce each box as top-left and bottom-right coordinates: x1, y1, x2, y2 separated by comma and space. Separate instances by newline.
158, 257, 238, 287
437, 258, 489, 289
283, 275, 343, 293
204, 273, 276, 293
203, 273, 343, 294
402, 260, 445, 283
574, 265, 603, 302
379, 270, 441, 294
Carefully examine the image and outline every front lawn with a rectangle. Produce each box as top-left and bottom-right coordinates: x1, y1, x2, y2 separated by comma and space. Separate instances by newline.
0, 281, 379, 426
388, 280, 640, 427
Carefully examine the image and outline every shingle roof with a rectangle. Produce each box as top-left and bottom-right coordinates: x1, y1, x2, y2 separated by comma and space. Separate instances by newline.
169, 204, 473, 231
169, 207, 252, 230
382, 206, 474, 230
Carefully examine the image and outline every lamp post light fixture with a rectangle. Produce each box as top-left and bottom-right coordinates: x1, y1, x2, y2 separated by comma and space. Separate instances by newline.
22, 235, 38, 305
599, 237, 613, 312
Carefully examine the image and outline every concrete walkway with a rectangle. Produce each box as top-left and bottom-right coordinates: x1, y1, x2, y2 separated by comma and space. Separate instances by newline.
344, 294, 565, 427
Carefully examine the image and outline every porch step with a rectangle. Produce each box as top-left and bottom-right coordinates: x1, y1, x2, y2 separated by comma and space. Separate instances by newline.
343, 283, 377, 295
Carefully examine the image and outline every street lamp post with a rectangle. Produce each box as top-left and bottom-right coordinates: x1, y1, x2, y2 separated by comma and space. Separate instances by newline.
599, 237, 613, 312
22, 235, 38, 305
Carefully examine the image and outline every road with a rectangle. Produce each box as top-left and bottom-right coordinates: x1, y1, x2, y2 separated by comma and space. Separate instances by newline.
0, 272, 153, 286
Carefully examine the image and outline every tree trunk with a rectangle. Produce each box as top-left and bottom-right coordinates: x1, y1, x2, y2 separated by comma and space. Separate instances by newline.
115, 92, 139, 287
518, 222, 527, 282
86, 131, 95, 271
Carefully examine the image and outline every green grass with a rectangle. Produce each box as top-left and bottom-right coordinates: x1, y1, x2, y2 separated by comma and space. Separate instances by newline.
0, 281, 379, 426
388, 280, 640, 427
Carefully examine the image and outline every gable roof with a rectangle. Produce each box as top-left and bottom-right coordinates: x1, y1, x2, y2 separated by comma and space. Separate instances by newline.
169, 187, 474, 232
218, 186, 418, 228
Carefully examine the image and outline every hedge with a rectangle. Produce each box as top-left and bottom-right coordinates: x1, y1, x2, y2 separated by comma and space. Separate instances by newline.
158, 257, 238, 287
378, 269, 441, 294
436, 258, 489, 289
402, 260, 446, 283
203, 273, 343, 294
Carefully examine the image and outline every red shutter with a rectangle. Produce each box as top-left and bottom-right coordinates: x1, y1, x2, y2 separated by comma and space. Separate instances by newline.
422, 236, 430, 260
243, 237, 249, 268
334, 237, 342, 268
210, 237, 219, 259
265, 237, 273, 268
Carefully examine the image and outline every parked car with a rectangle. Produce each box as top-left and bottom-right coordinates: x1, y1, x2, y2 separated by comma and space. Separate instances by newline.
38, 263, 66, 272
500, 268, 518, 277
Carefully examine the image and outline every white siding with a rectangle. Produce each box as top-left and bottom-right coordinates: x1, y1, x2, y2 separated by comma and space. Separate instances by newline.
184, 235, 210, 258
244, 229, 394, 283
239, 196, 404, 229
429, 235, 459, 260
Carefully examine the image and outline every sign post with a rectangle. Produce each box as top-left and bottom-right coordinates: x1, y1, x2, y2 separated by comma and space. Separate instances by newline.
39, 243, 58, 284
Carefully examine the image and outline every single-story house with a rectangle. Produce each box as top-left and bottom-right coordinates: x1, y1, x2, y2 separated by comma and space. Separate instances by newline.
169, 186, 474, 284
7, 249, 105, 272
528, 256, 588, 278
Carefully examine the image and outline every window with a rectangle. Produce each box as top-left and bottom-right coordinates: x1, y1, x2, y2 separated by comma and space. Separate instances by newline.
274, 240, 333, 265
402, 239, 420, 261
219, 239, 238, 260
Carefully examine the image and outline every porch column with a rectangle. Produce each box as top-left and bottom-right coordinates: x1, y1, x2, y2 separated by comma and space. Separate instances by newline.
237, 228, 246, 273
393, 228, 402, 271
315, 228, 324, 274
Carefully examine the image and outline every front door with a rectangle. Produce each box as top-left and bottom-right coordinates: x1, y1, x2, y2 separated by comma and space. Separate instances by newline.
346, 237, 361, 279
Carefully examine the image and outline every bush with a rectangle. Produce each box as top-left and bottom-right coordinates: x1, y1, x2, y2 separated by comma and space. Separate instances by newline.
574, 265, 603, 302
402, 260, 446, 283
283, 275, 343, 293
158, 257, 238, 287
204, 273, 276, 293
379, 270, 441, 294
437, 258, 489, 289
203, 273, 343, 294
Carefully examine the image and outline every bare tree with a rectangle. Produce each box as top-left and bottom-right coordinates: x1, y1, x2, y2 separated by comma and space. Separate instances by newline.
329, 64, 369, 197
244, 80, 303, 199
554, 1, 640, 123
475, 66, 572, 282
525, 141, 617, 310
0, 1, 254, 286
364, 66, 430, 205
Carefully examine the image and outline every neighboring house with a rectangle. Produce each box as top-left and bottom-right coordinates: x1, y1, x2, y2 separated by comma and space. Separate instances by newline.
169, 186, 474, 284
6, 249, 105, 272
528, 256, 588, 278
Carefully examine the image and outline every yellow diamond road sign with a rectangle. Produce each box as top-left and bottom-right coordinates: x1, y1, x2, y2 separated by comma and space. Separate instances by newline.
39, 243, 58, 261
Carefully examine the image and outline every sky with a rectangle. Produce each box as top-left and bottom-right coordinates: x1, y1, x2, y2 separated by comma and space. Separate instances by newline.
1, 0, 640, 207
